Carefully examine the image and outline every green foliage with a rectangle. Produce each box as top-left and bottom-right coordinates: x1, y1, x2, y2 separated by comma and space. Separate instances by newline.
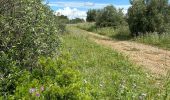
76, 21, 170, 49
135, 32, 170, 50
56, 15, 69, 33
77, 23, 131, 40
69, 18, 85, 24
96, 5, 125, 27
86, 9, 97, 22
0, 53, 92, 99
0, 0, 61, 70
57, 15, 69, 23
86, 5, 126, 27
63, 26, 170, 99
128, 0, 170, 36
0, 0, 87, 99
128, 0, 147, 35
1, 0, 170, 99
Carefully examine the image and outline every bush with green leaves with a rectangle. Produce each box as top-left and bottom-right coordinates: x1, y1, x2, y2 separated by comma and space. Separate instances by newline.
0, 0, 61, 71
69, 18, 85, 24
96, 5, 125, 27
128, 0, 170, 36
0, 52, 93, 99
56, 15, 69, 33
86, 9, 98, 22
0, 0, 80, 98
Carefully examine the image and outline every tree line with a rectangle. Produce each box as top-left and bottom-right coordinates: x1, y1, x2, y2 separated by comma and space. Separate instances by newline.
86, 0, 170, 36
57, 15, 85, 24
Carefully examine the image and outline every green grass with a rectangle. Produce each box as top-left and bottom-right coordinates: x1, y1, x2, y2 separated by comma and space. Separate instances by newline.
76, 22, 131, 40
61, 25, 170, 99
134, 33, 170, 50
76, 22, 170, 50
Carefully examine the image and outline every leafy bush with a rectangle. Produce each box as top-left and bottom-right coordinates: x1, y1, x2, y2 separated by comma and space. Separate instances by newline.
69, 18, 85, 24
0, 0, 61, 70
86, 9, 98, 22
0, 52, 93, 99
127, 0, 170, 36
96, 5, 125, 27
56, 15, 69, 33
0, 0, 84, 99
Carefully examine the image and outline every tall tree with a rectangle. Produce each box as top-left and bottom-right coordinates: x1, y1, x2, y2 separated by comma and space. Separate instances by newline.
127, 0, 170, 36
128, 0, 148, 35
86, 9, 97, 22
96, 5, 125, 27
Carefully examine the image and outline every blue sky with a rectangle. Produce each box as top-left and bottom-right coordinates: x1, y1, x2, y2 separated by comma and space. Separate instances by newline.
47, 0, 130, 11
45, 0, 169, 19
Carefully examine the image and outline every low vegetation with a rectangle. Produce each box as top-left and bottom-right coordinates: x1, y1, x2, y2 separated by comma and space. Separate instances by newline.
56, 15, 85, 24
0, 0, 90, 99
1, 0, 170, 99
77, 22, 170, 50
76, 23, 131, 40
82, 0, 170, 49
63, 26, 170, 99
134, 32, 170, 50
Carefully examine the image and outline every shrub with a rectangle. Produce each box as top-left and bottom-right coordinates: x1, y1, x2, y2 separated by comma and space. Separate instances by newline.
0, 52, 93, 99
127, 0, 170, 36
69, 18, 85, 24
86, 9, 97, 22
96, 5, 125, 27
0, 0, 61, 70
56, 15, 69, 33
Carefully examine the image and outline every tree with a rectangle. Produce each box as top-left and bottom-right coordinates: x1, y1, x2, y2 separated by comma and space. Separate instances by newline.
96, 5, 125, 27
70, 18, 85, 24
127, 0, 170, 36
0, 0, 60, 70
86, 9, 97, 22
57, 15, 69, 23
128, 0, 148, 36
56, 15, 69, 33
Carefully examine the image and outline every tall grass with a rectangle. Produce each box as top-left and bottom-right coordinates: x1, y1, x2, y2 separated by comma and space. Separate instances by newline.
76, 23, 131, 40
135, 32, 170, 50
62, 25, 170, 99
76, 23, 170, 49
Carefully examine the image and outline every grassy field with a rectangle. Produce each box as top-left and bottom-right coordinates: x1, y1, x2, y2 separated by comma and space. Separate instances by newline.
76, 23, 170, 50
76, 23, 131, 40
61, 25, 170, 99
134, 33, 170, 50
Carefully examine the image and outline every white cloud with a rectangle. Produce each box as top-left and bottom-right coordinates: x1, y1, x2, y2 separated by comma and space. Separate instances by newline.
84, 2, 95, 7
54, 5, 131, 20
48, 1, 130, 12
55, 7, 87, 20
114, 5, 131, 14
48, 1, 109, 9
52, 1, 131, 20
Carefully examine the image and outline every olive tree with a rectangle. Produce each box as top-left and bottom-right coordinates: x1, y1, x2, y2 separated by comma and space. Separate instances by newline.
127, 0, 170, 36
0, 0, 61, 71
96, 5, 125, 27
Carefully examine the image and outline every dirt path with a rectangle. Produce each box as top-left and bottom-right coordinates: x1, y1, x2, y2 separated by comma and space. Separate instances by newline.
79, 29, 170, 76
